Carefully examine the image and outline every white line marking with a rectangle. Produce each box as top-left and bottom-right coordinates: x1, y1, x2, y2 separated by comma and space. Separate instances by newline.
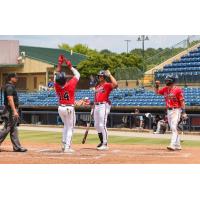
36, 149, 51, 152
125, 152, 191, 158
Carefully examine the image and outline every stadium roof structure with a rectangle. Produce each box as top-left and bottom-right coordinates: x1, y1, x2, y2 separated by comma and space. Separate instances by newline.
19, 46, 87, 66
0, 64, 24, 68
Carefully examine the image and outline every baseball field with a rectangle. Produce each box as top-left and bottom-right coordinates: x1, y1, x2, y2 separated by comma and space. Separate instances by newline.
1, 127, 200, 164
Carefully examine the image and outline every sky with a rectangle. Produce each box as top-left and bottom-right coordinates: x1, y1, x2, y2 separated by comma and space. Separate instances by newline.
0, 35, 193, 53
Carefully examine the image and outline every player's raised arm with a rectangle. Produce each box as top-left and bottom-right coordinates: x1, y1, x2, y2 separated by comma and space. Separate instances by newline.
64, 58, 80, 80
56, 55, 65, 72
105, 70, 118, 89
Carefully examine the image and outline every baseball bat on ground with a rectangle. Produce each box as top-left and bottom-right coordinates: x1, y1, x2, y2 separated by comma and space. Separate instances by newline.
179, 117, 187, 142
180, 120, 184, 143
82, 108, 94, 144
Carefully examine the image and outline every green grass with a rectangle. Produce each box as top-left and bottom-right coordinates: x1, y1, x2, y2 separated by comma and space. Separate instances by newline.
9, 130, 200, 148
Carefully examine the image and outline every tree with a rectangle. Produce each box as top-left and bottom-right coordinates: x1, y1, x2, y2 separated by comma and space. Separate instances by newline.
77, 52, 143, 79
58, 41, 196, 80
59, 43, 97, 56
100, 49, 113, 55
73, 44, 90, 55
58, 43, 71, 51
120, 53, 143, 69
77, 54, 111, 78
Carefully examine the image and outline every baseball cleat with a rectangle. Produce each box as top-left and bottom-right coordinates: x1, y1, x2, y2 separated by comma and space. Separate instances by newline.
175, 145, 182, 150
13, 147, 28, 152
97, 144, 109, 151
167, 146, 176, 151
63, 148, 75, 154
97, 143, 103, 148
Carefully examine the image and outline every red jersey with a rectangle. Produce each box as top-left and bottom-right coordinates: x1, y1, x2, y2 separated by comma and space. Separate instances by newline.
157, 86, 184, 108
55, 77, 78, 105
95, 82, 113, 103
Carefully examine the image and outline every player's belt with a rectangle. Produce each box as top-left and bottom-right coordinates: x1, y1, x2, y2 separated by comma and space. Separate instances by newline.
167, 107, 179, 110
95, 102, 107, 105
59, 104, 74, 107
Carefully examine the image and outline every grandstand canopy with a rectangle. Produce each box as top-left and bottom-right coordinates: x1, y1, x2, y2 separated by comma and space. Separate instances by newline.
0, 64, 23, 68
20, 46, 87, 66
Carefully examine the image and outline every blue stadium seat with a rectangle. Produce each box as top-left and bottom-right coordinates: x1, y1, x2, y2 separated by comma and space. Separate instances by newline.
17, 86, 200, 107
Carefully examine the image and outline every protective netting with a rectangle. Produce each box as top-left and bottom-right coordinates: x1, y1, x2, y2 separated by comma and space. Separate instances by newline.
115, 67, 143, 80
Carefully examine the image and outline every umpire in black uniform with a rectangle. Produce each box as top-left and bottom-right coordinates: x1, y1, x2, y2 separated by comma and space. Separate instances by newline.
0, 73, 27, 152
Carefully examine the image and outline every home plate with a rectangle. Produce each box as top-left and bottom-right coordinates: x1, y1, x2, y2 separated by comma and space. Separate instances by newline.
36, 149, 63, 155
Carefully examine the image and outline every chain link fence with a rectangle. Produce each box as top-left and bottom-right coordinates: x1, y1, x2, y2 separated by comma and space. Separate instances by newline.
115, 67, 143, 80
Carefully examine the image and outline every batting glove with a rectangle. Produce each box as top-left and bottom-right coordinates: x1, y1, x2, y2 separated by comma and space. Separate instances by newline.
65, 58, 72, 69
58, 55, 64, 65
105, 70, 111, 77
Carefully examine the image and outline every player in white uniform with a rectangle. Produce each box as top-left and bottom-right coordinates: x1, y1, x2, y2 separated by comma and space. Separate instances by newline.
54, 55, 80, 153
94, 70, 118, 150
155, 75, 187, 150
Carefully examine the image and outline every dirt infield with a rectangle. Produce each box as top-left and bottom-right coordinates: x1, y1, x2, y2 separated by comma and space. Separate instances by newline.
0, 141, 200, 164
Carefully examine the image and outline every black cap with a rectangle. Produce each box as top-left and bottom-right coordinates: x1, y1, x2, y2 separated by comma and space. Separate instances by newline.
97, 70, 106, 77
7, 73, 17, 81
55, 72, 67, 86
165, 75, 175, 84
8, 73, 17, 78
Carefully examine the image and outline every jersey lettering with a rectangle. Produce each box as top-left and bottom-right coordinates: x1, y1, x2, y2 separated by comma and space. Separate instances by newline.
59, 92, 69, 101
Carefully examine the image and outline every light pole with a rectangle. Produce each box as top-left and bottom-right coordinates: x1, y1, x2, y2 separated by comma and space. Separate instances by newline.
124, 40, 131, 54
186, 35, 190, 48
137, 35, 149, 60
137, 35, 149, 86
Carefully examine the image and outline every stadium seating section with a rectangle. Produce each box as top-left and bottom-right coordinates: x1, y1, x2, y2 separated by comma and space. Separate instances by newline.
4, 87, 197, 107
155, 46, 200, 83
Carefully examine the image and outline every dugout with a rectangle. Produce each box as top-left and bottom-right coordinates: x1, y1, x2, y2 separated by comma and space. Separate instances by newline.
19, 105, 200, 132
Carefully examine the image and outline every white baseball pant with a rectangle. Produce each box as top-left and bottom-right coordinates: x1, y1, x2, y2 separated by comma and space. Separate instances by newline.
167, 108, 181, 147
58, 106, 76, 148
94, 103, 111, 144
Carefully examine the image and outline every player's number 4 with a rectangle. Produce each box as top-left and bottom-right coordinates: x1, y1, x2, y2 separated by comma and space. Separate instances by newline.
59, 92, 69, 100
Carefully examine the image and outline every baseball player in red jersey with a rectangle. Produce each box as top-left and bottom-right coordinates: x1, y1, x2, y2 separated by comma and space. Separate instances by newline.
154, 75, 187, 151
54, 56, 80, 153
94, 70, 118, 150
